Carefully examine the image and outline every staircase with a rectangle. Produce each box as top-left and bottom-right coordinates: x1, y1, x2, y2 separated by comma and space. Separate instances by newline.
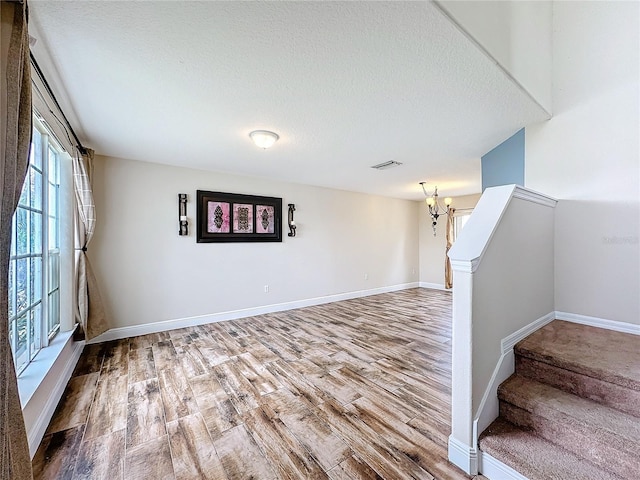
479, 320, 640, 480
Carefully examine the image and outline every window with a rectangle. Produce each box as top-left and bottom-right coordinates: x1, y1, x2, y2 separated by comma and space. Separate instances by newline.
8, 116, 61, 374
452, 210, 472, 243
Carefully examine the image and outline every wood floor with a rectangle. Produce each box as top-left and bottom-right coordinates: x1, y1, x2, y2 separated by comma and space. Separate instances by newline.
33, 288, 481, 480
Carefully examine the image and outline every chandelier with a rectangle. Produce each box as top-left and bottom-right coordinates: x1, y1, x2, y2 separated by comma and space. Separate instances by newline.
420, 181, 452, 236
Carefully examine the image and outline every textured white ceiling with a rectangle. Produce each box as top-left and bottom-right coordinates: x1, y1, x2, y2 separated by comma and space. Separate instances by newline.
28, 1, 549, 200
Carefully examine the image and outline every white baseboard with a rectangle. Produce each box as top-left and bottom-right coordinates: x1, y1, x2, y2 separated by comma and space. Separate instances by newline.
556, 311, 640, 335
448, 435, 478, 475
88, 282, 421, 344
26, 339, 84, 457
480, 452, 529, 480
419, 282, 450, 291
473, 350, 514, 445
501, 311, 555, 352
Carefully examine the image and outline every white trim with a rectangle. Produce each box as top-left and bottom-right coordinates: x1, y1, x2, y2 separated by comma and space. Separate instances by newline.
473, 350, 514, 447
450, 259, 476, 273
448, 435, 478, 475
448, 185, 515, 273
18, 327, 77, 407
88, 283, 420, 344
448, 185, 557, 273
501, 311, 556, 352
480, 451, 529, 480
453, 207, 474, 215
512, 186, 558, 208
418, 282, 450, 291
556, 311, 640, 335
473, 311, 555, 449
26, 339, 84, 457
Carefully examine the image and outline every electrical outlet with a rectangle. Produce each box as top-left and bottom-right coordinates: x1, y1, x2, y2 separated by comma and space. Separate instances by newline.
412, 268, 416, 275
364, 273, 368, 280
264, 285, 269, 293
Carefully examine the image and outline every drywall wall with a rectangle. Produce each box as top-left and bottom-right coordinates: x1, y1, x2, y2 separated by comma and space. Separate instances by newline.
419, 193, 480, 287
525, 1, 640, 325
471, 196, 555, 413
481, 128, 524, 191
88, 155, 420, 330
436, 0, 552, 113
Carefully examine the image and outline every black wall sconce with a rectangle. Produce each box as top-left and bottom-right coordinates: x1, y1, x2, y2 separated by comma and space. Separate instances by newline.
178, 193, 188, 236
287, 203, 296, 237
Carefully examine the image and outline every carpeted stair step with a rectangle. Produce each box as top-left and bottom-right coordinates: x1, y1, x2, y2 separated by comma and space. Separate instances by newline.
479, 418, 624, 480
498, 375, 640, 479
515, 355, 640, 418
515, 320, 640, 417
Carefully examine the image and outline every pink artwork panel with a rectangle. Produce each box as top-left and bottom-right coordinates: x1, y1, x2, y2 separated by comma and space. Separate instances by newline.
233, 203, 253, 233
207, 201, 230, 233
256, 205, 275, 234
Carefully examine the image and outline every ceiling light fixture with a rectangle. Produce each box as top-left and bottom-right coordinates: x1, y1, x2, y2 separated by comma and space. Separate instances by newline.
249, 130, 279, 149
420, 181, 452, 236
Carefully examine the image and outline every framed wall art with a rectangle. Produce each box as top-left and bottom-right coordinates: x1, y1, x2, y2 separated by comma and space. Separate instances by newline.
196, 190, 282, 243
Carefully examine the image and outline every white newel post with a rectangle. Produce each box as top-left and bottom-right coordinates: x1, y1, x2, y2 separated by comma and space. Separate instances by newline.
448, 265, 477, 474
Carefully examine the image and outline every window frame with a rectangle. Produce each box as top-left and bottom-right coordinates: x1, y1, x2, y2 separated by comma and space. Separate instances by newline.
452, 208, 473, 244
9, 115, 63, 375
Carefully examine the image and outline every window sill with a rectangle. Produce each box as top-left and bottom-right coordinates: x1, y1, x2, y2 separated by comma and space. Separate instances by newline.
18, 325, 79, 409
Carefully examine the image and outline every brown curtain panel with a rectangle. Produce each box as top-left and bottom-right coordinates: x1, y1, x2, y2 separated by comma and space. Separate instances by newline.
73, 148, 108, 340
0, 1, 35, 478
445, 208, 455, 289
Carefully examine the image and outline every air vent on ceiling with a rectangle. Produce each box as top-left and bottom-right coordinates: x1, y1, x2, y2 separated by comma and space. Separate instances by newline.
371, 160, 403, 170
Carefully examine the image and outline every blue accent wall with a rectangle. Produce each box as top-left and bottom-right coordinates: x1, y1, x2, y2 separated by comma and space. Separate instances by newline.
481, 128, 525, 191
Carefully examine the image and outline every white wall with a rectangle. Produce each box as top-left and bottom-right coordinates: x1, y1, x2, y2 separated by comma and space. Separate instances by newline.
419, 193, 480, 287
437, 0, 552, 113
89, 155, 420, 330
471, 197, 555, 413
525, 1, 640, 325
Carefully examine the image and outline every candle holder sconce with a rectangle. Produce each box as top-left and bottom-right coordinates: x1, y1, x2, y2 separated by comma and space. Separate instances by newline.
179, 193, 188, 236
287, 203, 297, 237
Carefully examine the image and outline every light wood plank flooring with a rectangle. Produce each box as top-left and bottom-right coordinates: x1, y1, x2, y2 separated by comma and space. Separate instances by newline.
33, 288, 482, 479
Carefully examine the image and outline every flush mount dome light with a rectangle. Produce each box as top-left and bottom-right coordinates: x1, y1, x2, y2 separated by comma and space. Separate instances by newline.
249, 130, 279, 149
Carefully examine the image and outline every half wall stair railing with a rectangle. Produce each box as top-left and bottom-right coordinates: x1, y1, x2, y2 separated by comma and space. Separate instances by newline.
446, 184, 557, 475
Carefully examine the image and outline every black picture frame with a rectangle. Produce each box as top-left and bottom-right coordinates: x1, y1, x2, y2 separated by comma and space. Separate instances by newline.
196, 190, 282, 243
